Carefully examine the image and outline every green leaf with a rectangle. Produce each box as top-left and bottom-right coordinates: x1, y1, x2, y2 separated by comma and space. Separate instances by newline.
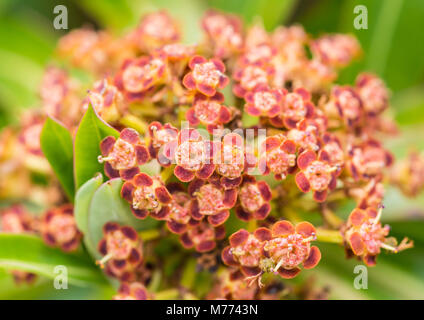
74, 174, 104, 258
86, 178, 160, 259
40, 117, 75, 201
74, 105, 119, 189
0, 233, 107, 287
74, 175, 104, 235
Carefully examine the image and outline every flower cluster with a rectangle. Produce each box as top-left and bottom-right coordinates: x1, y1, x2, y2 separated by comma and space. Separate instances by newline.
97, 222, 144, 281
342, 207, 413, 266
0, 9, 418, 300
222, 221, 321, 286
41, 204, 81, 252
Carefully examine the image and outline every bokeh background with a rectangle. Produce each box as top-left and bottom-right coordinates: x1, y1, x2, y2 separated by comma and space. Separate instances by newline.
0, 0, 423, 299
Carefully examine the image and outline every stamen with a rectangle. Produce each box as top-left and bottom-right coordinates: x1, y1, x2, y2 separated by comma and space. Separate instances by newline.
96, 253, 113, 269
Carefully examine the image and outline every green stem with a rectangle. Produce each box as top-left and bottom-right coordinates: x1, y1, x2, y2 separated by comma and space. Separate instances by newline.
316, 228, 343, 244
155, 288, 180, 300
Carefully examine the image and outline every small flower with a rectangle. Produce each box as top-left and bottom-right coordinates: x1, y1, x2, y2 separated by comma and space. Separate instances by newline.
83, 78, 126, 123
215, 133, 253, 187
343, 207, 413, 266
233, 64, 273, 98
41, 204, 81, 252
295, 150, 338, 202
113, 282, 149, 300
348, 139, 393, 181
189, 178, 237, 226
235, 175, 272, 221
147, 121, 178, 159
159, 43, 195, 62
222, 221, 321, 285
263, 221, 321, 279
180, 220, 226, 252
121, 173, 171, 219
391, 151, 424, 197
286, 120, 320, 152
154, 183, 192, 234
114, 55, 167, 101
98, 128, 150, 180
311, 34, 361, 68
97, 222, 143, 281
162, 128, 216, 182
330, 86, 363, 128
356, 73, 389, 116
133, 11, 180, 51
201, 10, 243, 59
186, 92, 232, 132
239, 43, 277, 67
244, 86, 283, 118
259, 134, 297, 179
1, 205, 35, 234
321, 133, 345, 168
19, 112, 44, 156
270, 88, 315, 129
183, 56, 229, 96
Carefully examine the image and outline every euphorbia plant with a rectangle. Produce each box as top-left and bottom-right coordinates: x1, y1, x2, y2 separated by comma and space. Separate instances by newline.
0, 10, 420, 300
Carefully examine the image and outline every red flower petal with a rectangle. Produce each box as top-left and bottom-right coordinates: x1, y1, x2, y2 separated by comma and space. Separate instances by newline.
277, 267, 301, 279
167, 220, 187, 234
120, 128, 139, 144
121, 182, 135, 202
223, 189, 238, 207
134, 173, 153, 187
189, 55, 207, 69
104, 163, 120, 179
155, 186, 172, 204
211, 58, 225, 73
363, 254, 377, 266
349, 208, 367, 226
103, 222, 120, 233
229, 229, 249, 247
246, 104, 261, 116
196, 164, 215, 179
197, 84, 216, 97
186, 107, 200, 126
297, 150, 317, 170
349, 232, 365, 255
271, 220, 294, 237
254, 227, 272, 241
295, 221, 316, 238
235, 206, 252, 221
121, 226, 138, 241
100, 136, 116, 156
295, 172, 311, 192
257, 181, 272, 201
180, 233, 193, 248
182, 73, 196, 90
208, 210, 230, 226
135, 145, 150, 165
254, 203, 271, 220
221, 246, 239, 266
303, 246, 321, 269
281, 139, 296, 153
221, 176, 242, 189
174, 166, 195, 182
131, 208, 148, 219
241, 266, 261, 277
313, 190, 327, 202
218, 106, 232, 123
196, 240, 216, 252
120, 167, 140, 181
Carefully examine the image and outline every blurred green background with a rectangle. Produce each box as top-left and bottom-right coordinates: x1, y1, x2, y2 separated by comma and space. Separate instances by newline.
0, 0, 423, 299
